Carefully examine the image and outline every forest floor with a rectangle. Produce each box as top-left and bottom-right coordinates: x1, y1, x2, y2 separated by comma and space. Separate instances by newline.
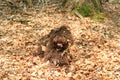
0, 4, 120, 80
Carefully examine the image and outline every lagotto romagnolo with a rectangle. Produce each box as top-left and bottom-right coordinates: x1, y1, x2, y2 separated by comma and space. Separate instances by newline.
39, 25, 73, 66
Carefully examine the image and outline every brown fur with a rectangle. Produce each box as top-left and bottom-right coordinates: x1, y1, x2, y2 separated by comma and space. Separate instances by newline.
39, 25, 73, 66
46, 25, 73, 52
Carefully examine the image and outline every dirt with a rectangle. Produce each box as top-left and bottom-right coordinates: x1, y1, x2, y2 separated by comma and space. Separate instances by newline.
103, 1, 120, 34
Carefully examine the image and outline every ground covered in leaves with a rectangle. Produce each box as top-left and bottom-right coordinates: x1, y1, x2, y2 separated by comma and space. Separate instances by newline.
0, 7, 120, 80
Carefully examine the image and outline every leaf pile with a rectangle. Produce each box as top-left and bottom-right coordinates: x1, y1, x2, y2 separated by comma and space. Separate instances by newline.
0, 11, 120, 80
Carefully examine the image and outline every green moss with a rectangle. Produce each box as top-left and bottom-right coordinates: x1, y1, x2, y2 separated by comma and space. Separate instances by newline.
75, 2, 104, 22
91, 12, 104, 22
76, 3, 94, 17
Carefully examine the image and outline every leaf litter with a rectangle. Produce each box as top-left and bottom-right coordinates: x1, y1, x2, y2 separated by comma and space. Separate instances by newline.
0, 9, 120, 80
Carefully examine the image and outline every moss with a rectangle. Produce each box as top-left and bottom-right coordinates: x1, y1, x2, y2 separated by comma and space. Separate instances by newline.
75, 2, 104, 22
76, 3, 94, 17
91, 12, 104, 22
